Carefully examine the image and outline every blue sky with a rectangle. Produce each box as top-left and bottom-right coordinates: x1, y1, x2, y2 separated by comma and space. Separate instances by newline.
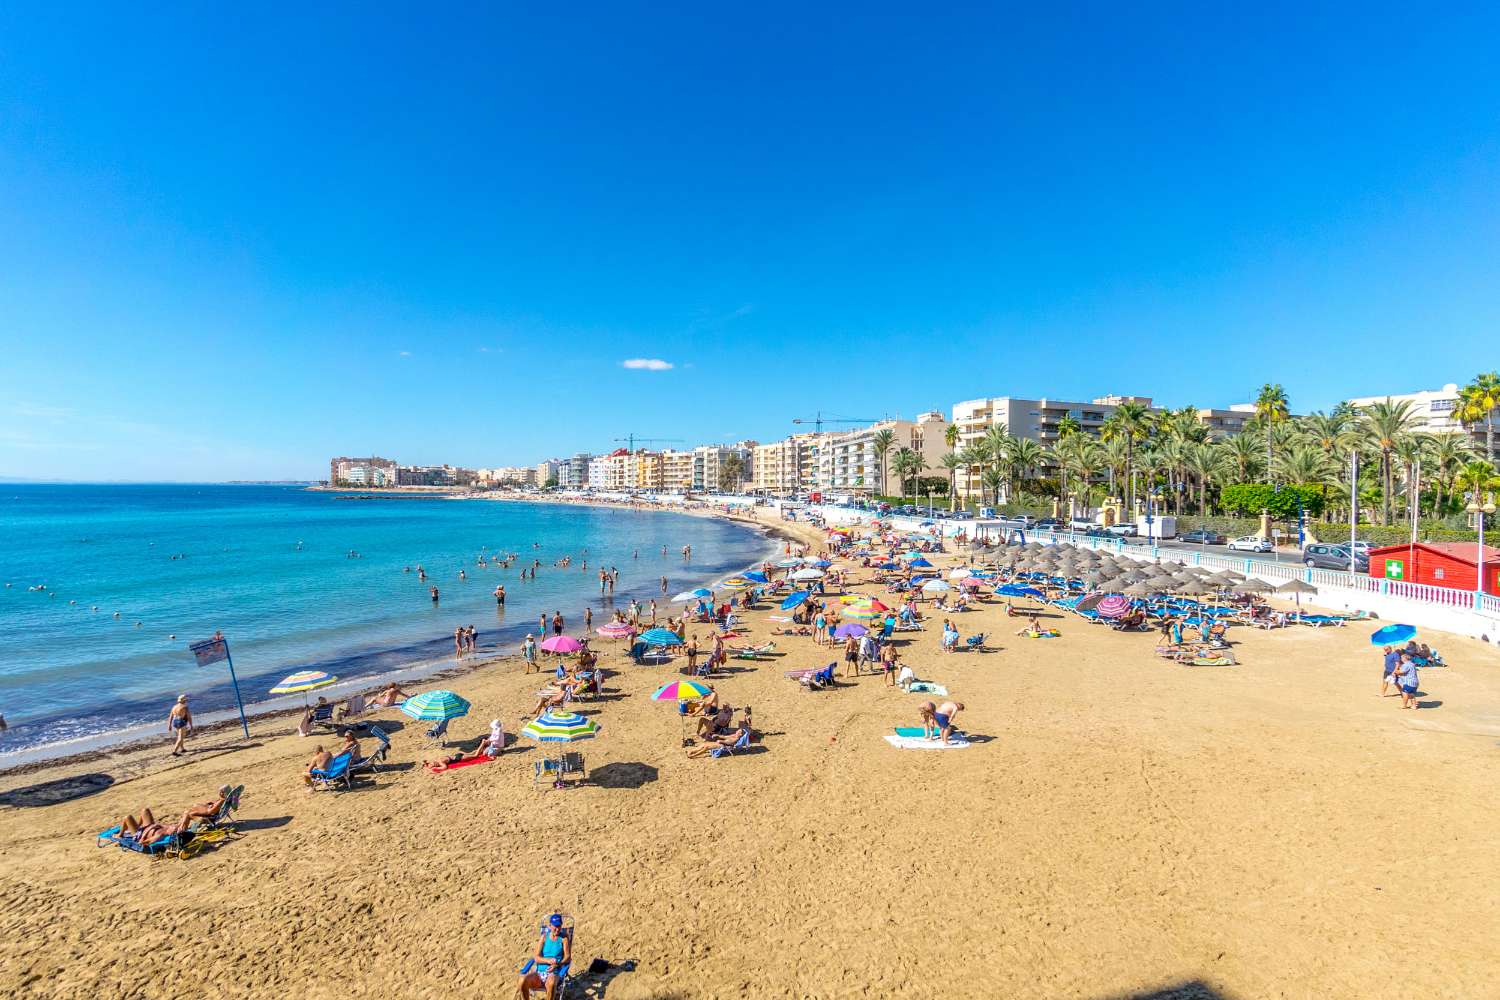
2, 5, 1498, 480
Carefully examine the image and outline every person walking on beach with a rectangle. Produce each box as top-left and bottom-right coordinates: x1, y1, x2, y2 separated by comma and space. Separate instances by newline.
166, 695, 193, 756
687, 635, 699, 674
522, 634, 538, 672
454, 627, 466, 659
1380, 645, 1400, 696
880, 643, 898, 686
599, 570, 608, 596
583, 607, 593, 630
539, 612, 548, 635
661, 575, 668, 594
843, 634, 859, 677
466, 625, 477, 654
1394, 654, 1420, 710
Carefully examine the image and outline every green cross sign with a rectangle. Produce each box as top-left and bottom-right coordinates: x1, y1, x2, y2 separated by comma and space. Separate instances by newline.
1385, 559, 1404, 580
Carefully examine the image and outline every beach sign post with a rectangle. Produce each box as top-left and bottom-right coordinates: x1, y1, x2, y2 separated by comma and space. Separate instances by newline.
188, 631, 250, 738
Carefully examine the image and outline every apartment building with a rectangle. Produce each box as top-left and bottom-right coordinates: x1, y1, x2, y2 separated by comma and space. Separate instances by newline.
1346, 384, 1487, 452
560, 453, 592, 489
660, 449, 696, 493
1196, 405, 1256, 439
329, 456, 398, 487
817, 413, 948, 496
693, 442, 756, 492
534, 460, 561, 486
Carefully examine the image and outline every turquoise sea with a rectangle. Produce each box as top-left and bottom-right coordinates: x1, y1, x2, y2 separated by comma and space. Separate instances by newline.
0, 485, 773, 758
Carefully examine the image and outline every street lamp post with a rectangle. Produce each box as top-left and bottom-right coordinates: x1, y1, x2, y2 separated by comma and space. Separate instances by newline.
1467, 491, 1496, 608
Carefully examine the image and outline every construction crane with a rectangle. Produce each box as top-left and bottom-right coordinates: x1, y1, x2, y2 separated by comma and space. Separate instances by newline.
791, 412, 878, 434
613, 434, 686, 452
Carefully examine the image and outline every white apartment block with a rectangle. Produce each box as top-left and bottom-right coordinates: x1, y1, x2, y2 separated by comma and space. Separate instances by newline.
693, 442, 756, 492
817, 412, 948, 496
1346, 385, 1484, 448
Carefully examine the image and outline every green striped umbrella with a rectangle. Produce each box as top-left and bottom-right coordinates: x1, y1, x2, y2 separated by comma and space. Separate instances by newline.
400, 689, 471, 722
521, 712, 599, 742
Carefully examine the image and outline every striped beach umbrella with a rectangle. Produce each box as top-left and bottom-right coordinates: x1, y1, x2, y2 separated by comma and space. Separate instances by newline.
521, 712, 599, 742
400, 689, 471, 722
639, 628, 682, 646
843, 605, 882, 619
595, 621, 632, 639
270, 670, 338, 695
651, 680, 713, 703
1096, 595, 1131, 619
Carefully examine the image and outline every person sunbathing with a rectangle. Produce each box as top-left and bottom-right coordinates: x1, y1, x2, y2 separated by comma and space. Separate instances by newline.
686, 722, 749, 758
527, 687, 568, 718
181, 785, 233, 825
370, 683, 413, 708
1015, 615, 1043, 636
303, 745, 333, 787
118, 808, 190, 847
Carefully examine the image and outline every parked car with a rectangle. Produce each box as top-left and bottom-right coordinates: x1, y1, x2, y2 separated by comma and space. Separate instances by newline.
1227, 535, 1273, 553
1180, 530, 1228, 545
949, 511, 973, 520
1105, 523, 1138, 537
1034, 518, 1065, 531
1303, 543, 1369, 572
1084, 526, 1113, 538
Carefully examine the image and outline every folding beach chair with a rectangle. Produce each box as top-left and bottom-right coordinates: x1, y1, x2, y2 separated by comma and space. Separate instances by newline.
711, 729, 752, 759
309, 750, 355, 791
533, 752, 587, 788
425, 718, 452, 748
350, 726, 390, 778
203, 785, 245, 829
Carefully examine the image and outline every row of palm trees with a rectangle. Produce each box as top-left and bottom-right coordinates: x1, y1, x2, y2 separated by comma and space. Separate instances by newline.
918, 378, 1499, 526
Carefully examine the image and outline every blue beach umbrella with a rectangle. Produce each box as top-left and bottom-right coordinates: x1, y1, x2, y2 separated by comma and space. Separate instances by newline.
1370, 624, 1417, 647
401, 689, 471, 722
780, 591, 810, 610
671, 588, 713, 602
639, 628, 683, 646
811, 560, 832, 568
908, 558, 933, 568
875, 561, 899, 570
742, 571, 769, 583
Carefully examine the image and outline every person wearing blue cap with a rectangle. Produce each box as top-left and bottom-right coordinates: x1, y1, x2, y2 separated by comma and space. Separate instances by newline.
518, 913, 570, 999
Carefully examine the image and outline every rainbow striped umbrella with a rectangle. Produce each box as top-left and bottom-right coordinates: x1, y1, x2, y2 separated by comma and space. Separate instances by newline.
400, 689, 471, 721
595, 622, 632, 639
716, 577, 754, 591
270, 670, 338, 695
843, 605, 882, 619
651, 680, 713, 703
521, 712, 599, 742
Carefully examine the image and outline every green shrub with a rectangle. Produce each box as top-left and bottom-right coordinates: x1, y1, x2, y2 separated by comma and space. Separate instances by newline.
1220, 483, 1325, 519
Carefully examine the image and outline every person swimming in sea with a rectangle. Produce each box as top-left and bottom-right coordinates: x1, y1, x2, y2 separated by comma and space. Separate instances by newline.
430, 585, 440, 603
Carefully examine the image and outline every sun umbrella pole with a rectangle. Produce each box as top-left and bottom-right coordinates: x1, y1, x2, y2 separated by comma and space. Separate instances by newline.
223, 640, 251, 739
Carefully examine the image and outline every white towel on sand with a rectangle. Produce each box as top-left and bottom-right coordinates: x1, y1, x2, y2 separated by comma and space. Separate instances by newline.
883, 734, 971, 750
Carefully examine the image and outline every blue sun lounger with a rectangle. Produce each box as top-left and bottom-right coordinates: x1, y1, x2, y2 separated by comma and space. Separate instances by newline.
309, 750, 355, 790
97, 825, 184, 857
711, 729, 752, 758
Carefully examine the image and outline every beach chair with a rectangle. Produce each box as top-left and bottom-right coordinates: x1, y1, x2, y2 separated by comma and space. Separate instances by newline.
533, 752, 587, 788
963, 632, 986, 652
307, 703, 338, 731
309, 750, 356, 791
350, 726, 390, 778
518, 917, 574, 999
711, 729, 752, 758
425, 718, 452, 747
203, 784, 245, 829
97, 825, 183, 858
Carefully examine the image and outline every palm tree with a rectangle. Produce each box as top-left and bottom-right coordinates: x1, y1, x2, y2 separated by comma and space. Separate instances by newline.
982, 425, 1012, 501
1457, 372, 1500, 468
870, 428, 895, 497
1007, 438, 1045, 502
1182, 442, 1221, 515
958, 442, 990, 505
1056, 413, 1082, 440
1456, 460, 1500, 500
939, 453, 963, 511
1101, 400, 1150, 514
1297, 410, 1355, 455
1359, 398, 1418, 525
1068, 438, 1106, 511
1101, 435, 1130, 500
1429, 432, 1476, 516
944, 422, 960, 452
980, 468, 1004, 507
891, 448, 927, 498
1254, 383, 1291, 481
1393, 434, 1430, 521
1220, 433, 1263, 483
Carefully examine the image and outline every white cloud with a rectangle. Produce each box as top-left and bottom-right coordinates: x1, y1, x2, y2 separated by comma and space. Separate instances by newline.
621, 358, 673, 371
398, 351, 412, 357
478, 347, 503, 354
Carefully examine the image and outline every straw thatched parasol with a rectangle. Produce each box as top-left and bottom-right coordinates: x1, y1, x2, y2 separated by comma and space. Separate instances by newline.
1123, 581, 1154, 596
1232, 578, 1273, 594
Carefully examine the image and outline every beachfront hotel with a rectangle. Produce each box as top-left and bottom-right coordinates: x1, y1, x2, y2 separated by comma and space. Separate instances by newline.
815, 412, 949, 497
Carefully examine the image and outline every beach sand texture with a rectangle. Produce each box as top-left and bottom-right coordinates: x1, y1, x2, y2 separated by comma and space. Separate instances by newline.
2, 515, 1498, 1000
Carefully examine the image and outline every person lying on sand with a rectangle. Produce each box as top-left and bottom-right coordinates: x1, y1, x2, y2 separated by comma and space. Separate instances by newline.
1015, 615, 1043, 636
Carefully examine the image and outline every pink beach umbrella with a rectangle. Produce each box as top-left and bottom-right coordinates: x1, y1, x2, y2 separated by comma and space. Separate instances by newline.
1096, 595, 1131, 619
541, 635, 585, 654
595, 622, 632, 640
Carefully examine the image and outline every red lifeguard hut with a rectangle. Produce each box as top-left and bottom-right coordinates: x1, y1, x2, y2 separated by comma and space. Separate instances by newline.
1366, 541, 1500, 594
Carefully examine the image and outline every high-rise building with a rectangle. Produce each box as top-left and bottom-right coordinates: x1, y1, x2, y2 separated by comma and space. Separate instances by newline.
660, 449, 696, 493
693, 442, 756, 492
534, 460, 561, 486
560, 453, 593, 489
752, 432, 827, 494
1346, 385, 1484, 450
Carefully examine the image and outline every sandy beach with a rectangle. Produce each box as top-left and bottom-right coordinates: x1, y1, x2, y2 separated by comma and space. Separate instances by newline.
3, 509, 1499, 1000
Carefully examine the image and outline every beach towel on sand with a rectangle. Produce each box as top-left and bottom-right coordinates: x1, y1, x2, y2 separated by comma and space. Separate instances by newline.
884, 734, 971, 750
907, 682, 948, 696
